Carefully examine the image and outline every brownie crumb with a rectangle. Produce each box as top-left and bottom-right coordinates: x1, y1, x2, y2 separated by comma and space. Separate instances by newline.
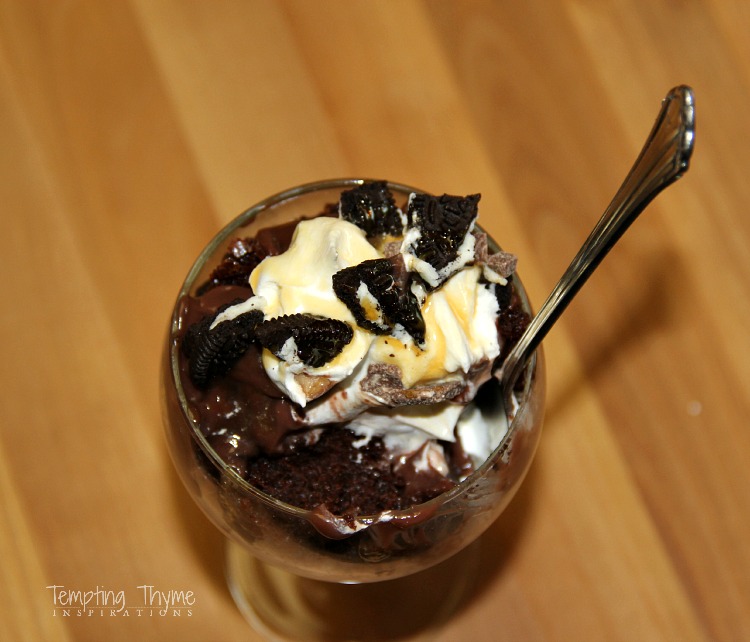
198, 237, 268, 294
497, 306, 530, 360
245, 429, 410, 517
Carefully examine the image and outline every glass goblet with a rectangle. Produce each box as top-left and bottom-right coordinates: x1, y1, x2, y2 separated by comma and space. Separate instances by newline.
161, 179, 546, 640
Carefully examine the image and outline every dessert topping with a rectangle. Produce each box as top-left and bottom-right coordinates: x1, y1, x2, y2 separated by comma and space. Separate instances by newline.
339, 180, 406, 238
181, 303, 264, 388
332, 257, 426, 346
402, 193, 480, 288
254, 313, 354, 369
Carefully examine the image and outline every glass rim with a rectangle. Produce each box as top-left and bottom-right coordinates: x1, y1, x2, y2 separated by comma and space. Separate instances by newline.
169, 177, 540, 525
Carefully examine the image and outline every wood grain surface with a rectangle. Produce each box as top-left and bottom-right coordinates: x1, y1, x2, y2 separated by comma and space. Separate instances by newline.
2, 2, 749, 640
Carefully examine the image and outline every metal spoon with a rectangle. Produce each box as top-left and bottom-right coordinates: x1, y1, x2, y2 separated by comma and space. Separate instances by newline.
498, 85, 696, 399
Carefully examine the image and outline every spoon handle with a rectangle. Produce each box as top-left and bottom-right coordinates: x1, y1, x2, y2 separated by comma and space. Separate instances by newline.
499, 85, 696, 396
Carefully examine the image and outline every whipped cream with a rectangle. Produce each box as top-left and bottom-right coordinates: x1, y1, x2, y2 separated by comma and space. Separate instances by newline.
248, 217, 378, 405
213, 193, 510, 469
368, 266, 499, 388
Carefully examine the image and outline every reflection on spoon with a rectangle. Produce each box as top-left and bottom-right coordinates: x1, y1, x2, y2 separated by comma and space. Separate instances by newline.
498, 85, 696, 399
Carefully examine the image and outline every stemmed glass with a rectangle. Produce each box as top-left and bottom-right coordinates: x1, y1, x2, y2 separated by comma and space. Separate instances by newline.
161, 179, 545, 640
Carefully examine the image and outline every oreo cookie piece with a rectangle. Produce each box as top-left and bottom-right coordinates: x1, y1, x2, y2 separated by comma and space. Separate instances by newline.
181, 302, 264, 389
332, 258, 426, 346
403, 193, 480, 288
254, 314, 353, 369
495, 276, 513, 310
339, 181, 405, 238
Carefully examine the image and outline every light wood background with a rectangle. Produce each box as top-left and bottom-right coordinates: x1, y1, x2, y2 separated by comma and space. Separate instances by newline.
2, 2, 749, 640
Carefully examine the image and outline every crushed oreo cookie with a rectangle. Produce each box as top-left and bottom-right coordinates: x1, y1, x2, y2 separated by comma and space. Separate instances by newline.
403, 193, 480, 288
254, 314, 354, 369
181, 302, 264, 388
332, 257, 426, 345
339, 181, 405, 238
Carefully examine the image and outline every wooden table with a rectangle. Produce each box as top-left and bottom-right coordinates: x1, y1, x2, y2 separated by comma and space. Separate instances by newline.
2, 2, 749, 640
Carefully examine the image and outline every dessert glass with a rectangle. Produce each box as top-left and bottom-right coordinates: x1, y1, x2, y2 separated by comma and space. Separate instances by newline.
161, 179, 546, 639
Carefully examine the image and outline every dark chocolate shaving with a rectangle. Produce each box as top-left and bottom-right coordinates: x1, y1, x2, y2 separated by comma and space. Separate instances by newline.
486, 251, 517, 279
254, 314, 353, 369
473, 231, 517, 279
473, 231, 489, 264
